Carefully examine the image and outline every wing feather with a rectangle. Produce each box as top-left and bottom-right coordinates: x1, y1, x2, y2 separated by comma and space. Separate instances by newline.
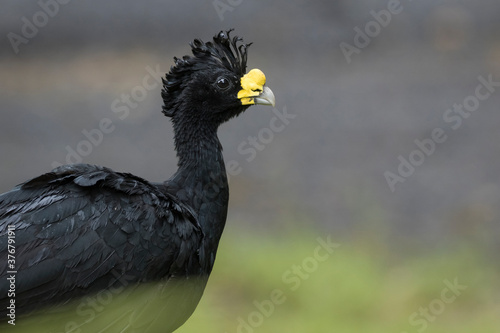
0, 164, 202, 318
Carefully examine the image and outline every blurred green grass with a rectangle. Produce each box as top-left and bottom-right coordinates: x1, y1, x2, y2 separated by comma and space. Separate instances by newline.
179, 227, 500, 333
3, 226, 498, 332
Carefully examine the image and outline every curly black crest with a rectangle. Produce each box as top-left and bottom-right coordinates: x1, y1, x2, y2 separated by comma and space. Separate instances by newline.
161, 30, 251, 117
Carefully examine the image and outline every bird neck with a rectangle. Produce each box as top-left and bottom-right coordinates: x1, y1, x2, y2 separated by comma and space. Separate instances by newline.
174, 120, 223, 171
168, 118, 229, 249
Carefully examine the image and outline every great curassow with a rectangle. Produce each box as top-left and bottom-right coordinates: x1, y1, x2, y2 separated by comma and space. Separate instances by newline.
0, 30, 275, 332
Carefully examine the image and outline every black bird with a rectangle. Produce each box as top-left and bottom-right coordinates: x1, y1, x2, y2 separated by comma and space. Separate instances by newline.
0, 30, 275, 332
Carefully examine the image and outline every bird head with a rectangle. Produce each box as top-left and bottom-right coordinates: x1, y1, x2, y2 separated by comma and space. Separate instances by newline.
161, 30, 275, 125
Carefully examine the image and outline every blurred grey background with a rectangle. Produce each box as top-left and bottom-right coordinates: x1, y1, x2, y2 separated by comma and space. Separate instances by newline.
1, 0, 499, 251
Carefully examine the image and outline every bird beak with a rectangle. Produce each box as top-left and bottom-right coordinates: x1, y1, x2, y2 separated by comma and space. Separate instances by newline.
238, 69, 276, 107
253, 86, 276, 107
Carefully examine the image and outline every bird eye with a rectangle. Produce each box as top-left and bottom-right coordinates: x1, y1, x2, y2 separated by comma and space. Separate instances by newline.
216, 77, 231, 90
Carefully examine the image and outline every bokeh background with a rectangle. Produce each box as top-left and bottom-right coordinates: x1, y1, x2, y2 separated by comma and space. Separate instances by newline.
1, 1, 499, 332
